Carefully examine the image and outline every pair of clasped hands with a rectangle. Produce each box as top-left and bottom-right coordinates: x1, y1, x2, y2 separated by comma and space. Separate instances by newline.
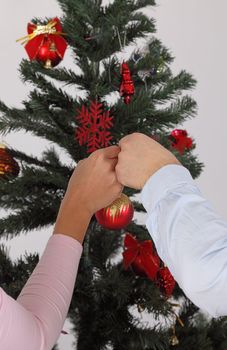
53, 133, 180, 243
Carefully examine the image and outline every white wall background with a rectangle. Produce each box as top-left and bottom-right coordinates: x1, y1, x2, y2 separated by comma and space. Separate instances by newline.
0, 1, 227, 349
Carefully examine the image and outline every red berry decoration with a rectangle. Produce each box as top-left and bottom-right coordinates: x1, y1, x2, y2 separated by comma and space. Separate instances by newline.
75, 100, 114, 154
123, 233, 160, 280
170, 129, 193, 154
157, 267, 176, 297
95, 194, 134, 230
17, 17, 67, 69
0, 144, 20, 180
120, 62, 135, 104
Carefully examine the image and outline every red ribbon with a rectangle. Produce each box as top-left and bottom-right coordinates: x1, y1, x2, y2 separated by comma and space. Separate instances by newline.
123, 233, 160, 280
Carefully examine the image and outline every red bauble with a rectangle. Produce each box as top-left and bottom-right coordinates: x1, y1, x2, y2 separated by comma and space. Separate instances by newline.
35, 38, 62, 68
95, 194, 134, 230
0, 144, 20, 179
157, 267, 176, 297
120, 62, 135, 104
36, 37, 62, 68
170, 129, 193, 154
123, 233, 160, 280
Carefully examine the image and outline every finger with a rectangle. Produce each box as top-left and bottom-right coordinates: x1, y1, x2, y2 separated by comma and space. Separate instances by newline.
102, 145, 121, 159
115, 163, 125, 185
77, 159, 85, 165
118, 134, 133, 148
106, 157, 118, 170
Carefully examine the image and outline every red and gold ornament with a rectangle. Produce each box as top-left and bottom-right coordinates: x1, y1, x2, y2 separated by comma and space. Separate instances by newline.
120, 62, 135, 104
123, 233, 160, 280
17, 17, 67, 69
170, 129, 193, 154
0, 144, 20, 179
95, 194, 134, 230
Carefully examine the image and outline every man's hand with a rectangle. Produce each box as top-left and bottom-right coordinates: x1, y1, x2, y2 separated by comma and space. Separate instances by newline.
116, 133, 181, 190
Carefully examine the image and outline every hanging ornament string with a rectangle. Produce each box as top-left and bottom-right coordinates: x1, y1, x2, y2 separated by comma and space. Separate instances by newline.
170, 315, 184, 346
143, 74, 148, 92
115, 26, 122, 50
170, 325, 179, 346
166, 301, 185, 346
114, 26, 126, 52
109, 26, 126, 81
108, 57, 112, 84
16, 19, 66, 45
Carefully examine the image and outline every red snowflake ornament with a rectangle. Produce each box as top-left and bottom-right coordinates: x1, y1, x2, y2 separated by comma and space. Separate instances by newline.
75, 100, 114, 153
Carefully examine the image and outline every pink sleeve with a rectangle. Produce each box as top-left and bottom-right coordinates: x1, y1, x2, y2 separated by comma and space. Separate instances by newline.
0, 233, 83, 350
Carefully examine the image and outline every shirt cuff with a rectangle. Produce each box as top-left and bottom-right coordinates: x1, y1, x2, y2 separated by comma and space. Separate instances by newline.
48, 233, 83, 255
141, 164, 195, 213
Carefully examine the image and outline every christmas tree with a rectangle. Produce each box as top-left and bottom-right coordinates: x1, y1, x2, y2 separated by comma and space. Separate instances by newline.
1, 0, 227, 349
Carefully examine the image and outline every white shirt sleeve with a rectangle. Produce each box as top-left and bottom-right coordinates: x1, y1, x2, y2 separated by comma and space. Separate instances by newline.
141, 164, 227, 317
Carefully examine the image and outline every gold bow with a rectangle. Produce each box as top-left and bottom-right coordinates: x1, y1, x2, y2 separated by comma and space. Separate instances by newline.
17, 19, 66, 45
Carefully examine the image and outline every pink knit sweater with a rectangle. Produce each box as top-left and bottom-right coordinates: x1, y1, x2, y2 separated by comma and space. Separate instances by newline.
0, 233, 83, 350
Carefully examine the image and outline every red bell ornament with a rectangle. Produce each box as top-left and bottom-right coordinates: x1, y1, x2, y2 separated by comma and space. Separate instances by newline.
17, 17, 67, 69
95, 194, 134, 230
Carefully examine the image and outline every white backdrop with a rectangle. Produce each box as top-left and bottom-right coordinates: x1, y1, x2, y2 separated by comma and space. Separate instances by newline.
0, 1, 227, 349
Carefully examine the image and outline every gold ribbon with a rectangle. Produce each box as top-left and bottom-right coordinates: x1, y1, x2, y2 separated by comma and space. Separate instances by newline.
16, 20, 66, 45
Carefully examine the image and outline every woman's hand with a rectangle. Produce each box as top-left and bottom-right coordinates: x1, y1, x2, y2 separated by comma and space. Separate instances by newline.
66, 145, 123, 215
53, 146, 123, 243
